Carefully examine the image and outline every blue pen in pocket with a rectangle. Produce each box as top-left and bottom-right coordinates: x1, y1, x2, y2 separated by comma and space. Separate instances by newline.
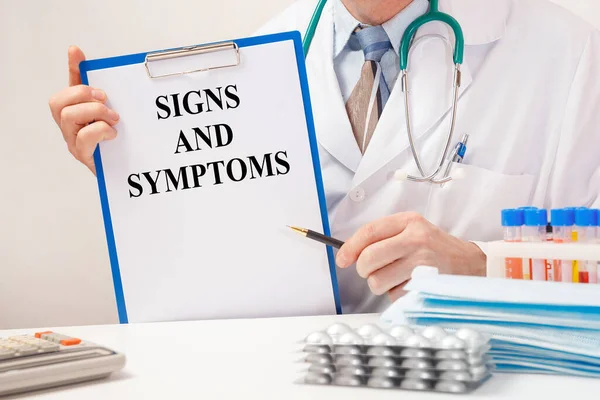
440, 133, 469, 186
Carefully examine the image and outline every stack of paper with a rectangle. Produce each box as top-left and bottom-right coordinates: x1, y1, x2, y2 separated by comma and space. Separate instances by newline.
381, 268, 600, 378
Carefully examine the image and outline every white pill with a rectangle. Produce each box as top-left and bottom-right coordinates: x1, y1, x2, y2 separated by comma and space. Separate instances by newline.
308, 364, 336, 375
326, 323, 353, 336
305, 331, 333, 345
305, 372, 332, 385
439, 371, 472, 382
335, 345, 361, 355
337, 332, 364, 345
401, 379, 431, 391
404, 334, 432, 348
303, 344, 330, 354
367, 376, 395, 389
305, 353, 333, 365
435, 380, 467, 393
334, 375, 363, 386
439, 335, 466, 350
400, 358, 432, 370
368, 356, 397, 368
356, 323, 383, 338
405, 370, 436, 380
470, 364, 489, 377
435, 350, 465, 360
455, 328, 485, 346
400, 348, 432, 359
372, 367, 401, 378
421, 326, 448, 342
338, 366, 368, 376
388, 325, 414, 341
370, 333, 397, 346
367, 346, 396, 357
336, 355, 364, 367
437, 360, 468, 371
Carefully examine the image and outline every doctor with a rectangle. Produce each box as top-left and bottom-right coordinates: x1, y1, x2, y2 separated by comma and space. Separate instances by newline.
49, 0, 600, 313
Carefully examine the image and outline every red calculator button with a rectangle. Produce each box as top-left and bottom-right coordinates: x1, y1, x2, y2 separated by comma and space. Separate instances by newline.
60, 338, 82, 346
34, 331, 53, 339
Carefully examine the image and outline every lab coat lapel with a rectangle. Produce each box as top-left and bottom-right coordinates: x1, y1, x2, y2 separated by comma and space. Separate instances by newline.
306, 3, 362, 173
351, 20, 473, 186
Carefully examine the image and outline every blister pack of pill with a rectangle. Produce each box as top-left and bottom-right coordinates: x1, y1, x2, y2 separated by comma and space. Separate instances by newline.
297, 323, 493, 394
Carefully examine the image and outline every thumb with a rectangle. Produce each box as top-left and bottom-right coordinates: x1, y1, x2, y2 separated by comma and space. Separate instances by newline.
68, 45, 86, 86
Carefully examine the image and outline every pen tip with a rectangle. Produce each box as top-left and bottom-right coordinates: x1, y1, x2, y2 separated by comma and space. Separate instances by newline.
287, 225, 306, 234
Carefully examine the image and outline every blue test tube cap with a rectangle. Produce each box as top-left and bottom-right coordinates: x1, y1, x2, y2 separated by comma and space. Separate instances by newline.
502, 209, 524, 227
575, 208, 594, 227
562, 207, 576, 226
594, 209, 600, 226
551, 209, 567, 226
524, 208, 547, 227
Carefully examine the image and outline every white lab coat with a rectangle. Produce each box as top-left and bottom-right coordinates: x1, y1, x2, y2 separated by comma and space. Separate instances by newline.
256, 0, 600, 313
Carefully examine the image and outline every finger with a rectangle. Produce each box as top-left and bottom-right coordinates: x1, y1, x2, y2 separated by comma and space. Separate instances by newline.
68, 46, 86, 86
337, 212, 422, 268
355, 234, 411, 278
49, 85, 109, 125
388, 281, 410, 302
366, 258, 414, 295
61, 102, 120, 150
75, 121, 117, 172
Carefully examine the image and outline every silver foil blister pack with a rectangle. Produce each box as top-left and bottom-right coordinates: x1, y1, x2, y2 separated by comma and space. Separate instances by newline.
297, 323, 493, 393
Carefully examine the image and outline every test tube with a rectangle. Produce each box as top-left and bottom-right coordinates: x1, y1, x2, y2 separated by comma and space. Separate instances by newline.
545, 222, 554, 281
564, 207, 579, 282
551, 209, 573, 283
517, 206, 537, 281
523, 209, 548, 281
502, 209, 524, 280
594, 209, 600, 284
575, 208, 595, 284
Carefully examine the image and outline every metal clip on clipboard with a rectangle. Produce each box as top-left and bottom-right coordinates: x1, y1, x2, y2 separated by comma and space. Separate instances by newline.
144, 42, 241, 79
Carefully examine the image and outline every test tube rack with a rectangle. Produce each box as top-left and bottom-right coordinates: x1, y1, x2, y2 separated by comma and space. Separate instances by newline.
485, 241, 600, 279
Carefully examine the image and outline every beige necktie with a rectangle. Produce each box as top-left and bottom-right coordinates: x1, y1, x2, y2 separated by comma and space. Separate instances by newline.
345, 61, 380, 154
345, 25, 393, 154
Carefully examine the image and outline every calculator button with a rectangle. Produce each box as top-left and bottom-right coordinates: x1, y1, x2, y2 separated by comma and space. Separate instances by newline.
60, 338, 82, 346
38, 342, 60, 352
35, 331, 53, 339
0, 349, 15, 360
15, 345, 38, 356
44, 333, 68, 343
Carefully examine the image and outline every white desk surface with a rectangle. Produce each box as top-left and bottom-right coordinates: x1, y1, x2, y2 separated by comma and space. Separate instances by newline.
1, 313, 598, 399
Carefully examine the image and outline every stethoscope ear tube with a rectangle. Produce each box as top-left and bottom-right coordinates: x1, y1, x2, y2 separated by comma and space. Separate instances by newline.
302, 0, 328, 56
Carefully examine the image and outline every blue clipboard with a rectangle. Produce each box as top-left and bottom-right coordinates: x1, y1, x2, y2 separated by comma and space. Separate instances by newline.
79, 31, 342, 322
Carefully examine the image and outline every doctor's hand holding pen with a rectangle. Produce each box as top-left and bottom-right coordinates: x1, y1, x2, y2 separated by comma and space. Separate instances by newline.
335, 212, 486, 301
48, 46, 118, 175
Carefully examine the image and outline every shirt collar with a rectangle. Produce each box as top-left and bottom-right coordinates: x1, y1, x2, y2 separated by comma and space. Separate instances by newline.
383, 0, 429, 55
333, 0, 429, 58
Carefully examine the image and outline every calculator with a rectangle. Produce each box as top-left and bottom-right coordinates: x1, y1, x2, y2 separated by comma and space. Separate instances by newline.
0, 331, 125, 396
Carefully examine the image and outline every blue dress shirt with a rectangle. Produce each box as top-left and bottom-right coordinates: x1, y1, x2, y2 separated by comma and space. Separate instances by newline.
333, 0, 429, 103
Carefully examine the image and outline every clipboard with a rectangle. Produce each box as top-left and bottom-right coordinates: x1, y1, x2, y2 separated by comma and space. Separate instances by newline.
79, 32, 341, 323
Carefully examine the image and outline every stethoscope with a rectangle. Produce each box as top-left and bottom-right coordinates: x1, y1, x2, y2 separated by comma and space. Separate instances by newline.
302, 0, 467, 185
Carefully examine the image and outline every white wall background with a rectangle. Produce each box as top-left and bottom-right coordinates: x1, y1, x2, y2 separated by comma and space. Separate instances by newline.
1, 0, 599, 330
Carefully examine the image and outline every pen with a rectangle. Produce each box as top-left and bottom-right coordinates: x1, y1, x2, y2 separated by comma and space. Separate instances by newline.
287, 226, 345, 249
452, 133, 469, 164
440, 133, 469, 186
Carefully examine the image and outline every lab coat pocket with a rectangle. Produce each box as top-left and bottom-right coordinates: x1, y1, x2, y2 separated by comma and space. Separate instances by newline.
424, 163, 535, 241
